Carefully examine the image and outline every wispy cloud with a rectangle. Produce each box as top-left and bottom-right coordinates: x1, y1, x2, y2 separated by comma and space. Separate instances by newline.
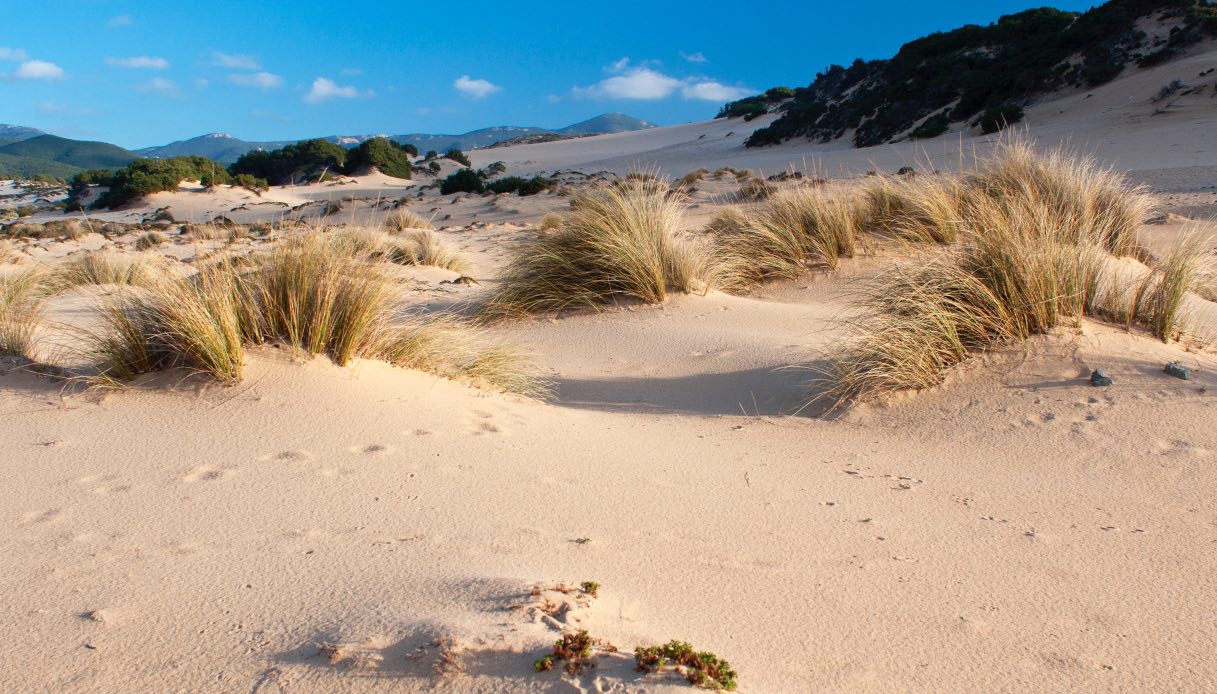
136, 77, 179, 95
681, 51, 708, 64
229, 71, 282, 88
340, 67, 363, 76
211, 51, 260, 70
38, 101, 94, 116
0, 47, 28, 61
14, 60, 65, 80
680, 80, 752, 101
303, 76, 369, 103
453, 75, 500, 99
107, 15, 133, 28
106, 56, 169, 69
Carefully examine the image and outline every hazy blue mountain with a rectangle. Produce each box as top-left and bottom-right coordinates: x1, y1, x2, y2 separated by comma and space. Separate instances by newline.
0, 124, 46, 148
137, 113, 659, 163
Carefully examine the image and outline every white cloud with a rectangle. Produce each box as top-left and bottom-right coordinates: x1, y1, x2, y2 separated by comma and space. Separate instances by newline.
15, 60, 64, 80
211, 52, 260, 70
0, 47, 28, 61
303, 76, 368, 103
573, 67, 682, 100
573, 63, 752, 103
680, 80, 753, 101
681, 52, 708, 64
137, 77, 178, 93
107, 15, 133, 28
106, 56, 168, 69
229, 71, 282, 88
453, 75, 500, 99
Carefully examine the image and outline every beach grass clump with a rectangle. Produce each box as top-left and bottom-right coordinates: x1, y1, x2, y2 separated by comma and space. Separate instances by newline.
479, 178, 707, 320
57, 251, 160, 289
92, 234, 538, 393
92, 261, 246, 384
635, 640, 738, 691
383, 207, 432, 233
135, 230, 167, 251
539, 213, 563, 232
0, 267, 50, 359
383, 229, 470, 273
858, 174, 968, 244
709, 185, 861, 291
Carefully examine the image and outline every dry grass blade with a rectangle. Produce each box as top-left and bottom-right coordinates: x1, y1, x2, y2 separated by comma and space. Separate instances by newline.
56, 251, 160, 290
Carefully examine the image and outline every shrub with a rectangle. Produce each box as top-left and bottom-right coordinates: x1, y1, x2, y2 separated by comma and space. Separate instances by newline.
443, 148, 472, 167
479, 178, 708, 320
344, 137, 414, 179
229, 139, 347, 185
978, 103, 1024, 134
82, 156, 230, 209
486, 176, 553, 196
909, 112, 950, 139
440, 168, 485, 195
232, 173, 269, 195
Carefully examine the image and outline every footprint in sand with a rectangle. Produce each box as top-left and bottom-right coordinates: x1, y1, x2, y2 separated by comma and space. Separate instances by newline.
20, 508, 64, 525
256, 450, 314, 463
183, 466, 235, 483
348, 443, 394, 455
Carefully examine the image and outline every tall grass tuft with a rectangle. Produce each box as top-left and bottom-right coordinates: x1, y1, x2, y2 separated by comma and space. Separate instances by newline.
709, 185, 861, 291
92, 234, 537, 393
480, 178, 707, 319
0, 267, 49, 359
57, 251, 160, 290
384, 207, 432, 233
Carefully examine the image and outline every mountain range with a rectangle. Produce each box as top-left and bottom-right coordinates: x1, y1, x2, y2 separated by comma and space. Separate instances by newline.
0, 113, 656, 179
133, 113, 656, 163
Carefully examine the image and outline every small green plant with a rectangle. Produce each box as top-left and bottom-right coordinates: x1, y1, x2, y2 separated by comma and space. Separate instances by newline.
634, 640, 738, 691
535, 631, 615, 676
579, 581, 600, 597
442, 148, 472, 167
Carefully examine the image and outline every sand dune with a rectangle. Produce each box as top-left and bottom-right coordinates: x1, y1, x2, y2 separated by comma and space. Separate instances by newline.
3, 45, 1217, 694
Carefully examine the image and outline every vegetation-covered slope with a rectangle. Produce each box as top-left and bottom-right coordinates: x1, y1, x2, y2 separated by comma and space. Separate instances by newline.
0, 134, 138, 169
729, 0, 1217, 148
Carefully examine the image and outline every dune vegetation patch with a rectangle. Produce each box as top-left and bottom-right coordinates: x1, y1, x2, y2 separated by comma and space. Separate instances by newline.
820, 139, 1207, 407
87, 234, 539, 393
55, 251, 160, 290
479, 177, 711, 320
0, 266, 49, 359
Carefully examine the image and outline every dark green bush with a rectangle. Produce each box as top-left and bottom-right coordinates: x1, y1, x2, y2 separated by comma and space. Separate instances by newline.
439, 168, 485, 194
232, 173, 269, 194
909, 112, 950, 139
79, 156, 230, 209
229, 139, 347, 185
343, 137, 413, 179
486, 176, 554, 196
443, 148, 472, 167
978, 103, 1024, 134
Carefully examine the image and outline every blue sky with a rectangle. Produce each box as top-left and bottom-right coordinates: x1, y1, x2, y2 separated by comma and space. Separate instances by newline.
1, 0, 1096, 149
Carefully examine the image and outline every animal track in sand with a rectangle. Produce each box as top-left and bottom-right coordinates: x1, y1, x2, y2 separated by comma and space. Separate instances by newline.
183, 466, 235, 483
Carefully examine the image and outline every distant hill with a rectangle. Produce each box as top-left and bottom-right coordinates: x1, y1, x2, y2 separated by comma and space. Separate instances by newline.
557, 113, 656, 135
0, 124, 45, 148
137, 113, 659, 163
133, 133, 293, 163
0, 134, 139, 169
0, 153, 82, 180
730, 0, 1217, 148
